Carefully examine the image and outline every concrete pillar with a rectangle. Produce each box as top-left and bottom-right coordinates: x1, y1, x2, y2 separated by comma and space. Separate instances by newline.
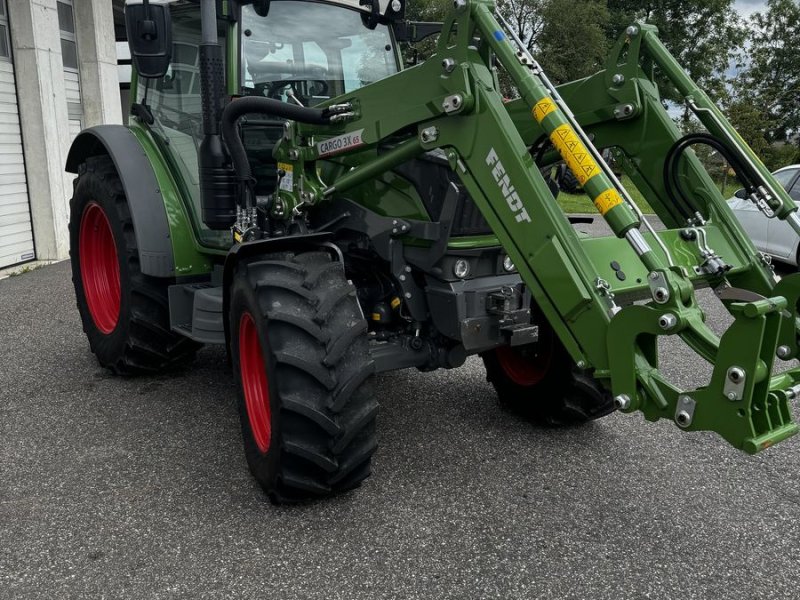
7, 0, 72, 261
73, 0, 123, 127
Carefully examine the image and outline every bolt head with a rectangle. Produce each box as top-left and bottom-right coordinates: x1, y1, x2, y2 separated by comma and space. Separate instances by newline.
728, 367, 744, 383
626, 25, 639, 36
727, 391, 739, 401
391, 0, 402, 11
777, 345, 791, 359
612, 74, 625, 85
676, 410, 691, 428
442, 58, 457, 73
613, 394, 631, 410
658, 314, 677, 330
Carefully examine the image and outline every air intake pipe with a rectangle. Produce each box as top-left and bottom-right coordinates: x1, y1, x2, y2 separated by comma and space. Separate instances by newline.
198, 0, 237, 230
221, 97, 331, 198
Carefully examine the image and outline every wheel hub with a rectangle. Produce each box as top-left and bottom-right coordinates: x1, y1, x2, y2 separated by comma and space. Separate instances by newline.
79, 202, 121, 334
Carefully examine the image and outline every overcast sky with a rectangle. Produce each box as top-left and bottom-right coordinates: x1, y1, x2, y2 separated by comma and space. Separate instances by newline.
734, 0, 767, 17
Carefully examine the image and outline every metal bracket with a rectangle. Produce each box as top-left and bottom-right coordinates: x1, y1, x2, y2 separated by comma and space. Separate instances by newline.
723, 366, 746, 401
442, 94, 464, 114
486, 285, 538, 346
648, 271, 670, 304
675, 395, 696, 428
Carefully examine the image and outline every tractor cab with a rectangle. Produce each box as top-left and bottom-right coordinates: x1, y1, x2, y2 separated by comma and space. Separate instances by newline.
126, 0, 406, 243
240, 1, 398, 105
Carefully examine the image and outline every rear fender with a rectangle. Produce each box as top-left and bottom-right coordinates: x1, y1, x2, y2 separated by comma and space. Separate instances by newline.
66, 125, 175, 277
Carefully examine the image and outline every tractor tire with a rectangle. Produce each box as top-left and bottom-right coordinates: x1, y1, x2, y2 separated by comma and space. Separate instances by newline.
229, 250, 378, 503
481, 315, 615, 426
69, 156, 199, 375
559, 169, 582, 195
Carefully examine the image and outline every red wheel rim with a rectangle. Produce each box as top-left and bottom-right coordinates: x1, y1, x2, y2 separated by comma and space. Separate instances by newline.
495, 344, 551, 387
79, 202, 121, 334
239, 312, 272, 453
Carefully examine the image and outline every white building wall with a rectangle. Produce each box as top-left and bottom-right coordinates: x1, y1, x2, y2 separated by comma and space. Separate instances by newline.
2, 0, 121, 264
0, 2, 35, 269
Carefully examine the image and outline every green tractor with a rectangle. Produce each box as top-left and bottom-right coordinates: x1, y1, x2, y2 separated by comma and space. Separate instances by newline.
67, 0, 800, 503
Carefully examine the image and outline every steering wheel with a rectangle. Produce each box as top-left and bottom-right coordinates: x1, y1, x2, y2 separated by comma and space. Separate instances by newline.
262, 79, 330, 103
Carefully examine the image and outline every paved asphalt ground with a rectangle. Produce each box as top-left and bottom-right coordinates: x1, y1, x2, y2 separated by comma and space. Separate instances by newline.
2, 219, 800, 599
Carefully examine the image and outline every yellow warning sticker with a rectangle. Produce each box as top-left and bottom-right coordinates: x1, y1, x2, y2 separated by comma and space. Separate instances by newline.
593, 188, 624, 215
549, 124, 600, 186
532, 98, 557, 123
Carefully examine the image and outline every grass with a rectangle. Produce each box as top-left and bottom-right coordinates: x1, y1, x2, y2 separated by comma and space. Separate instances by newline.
6, 264, 44, 278
556, 174, 742, 215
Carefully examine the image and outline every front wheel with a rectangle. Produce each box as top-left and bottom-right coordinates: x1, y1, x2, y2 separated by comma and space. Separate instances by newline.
481, 316, 614, 426
230, 250, 378, 503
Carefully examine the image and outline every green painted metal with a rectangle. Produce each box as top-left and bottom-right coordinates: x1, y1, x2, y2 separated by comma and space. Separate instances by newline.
127, 124, 219, 275
271, 0, 800, 453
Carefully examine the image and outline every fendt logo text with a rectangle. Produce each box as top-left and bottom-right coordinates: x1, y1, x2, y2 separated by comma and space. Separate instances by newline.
486, 148, 532, 224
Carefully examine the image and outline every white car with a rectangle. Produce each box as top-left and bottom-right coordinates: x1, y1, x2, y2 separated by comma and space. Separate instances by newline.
729, 165, 800, 266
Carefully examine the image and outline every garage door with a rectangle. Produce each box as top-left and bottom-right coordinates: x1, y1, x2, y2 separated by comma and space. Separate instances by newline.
0, 1, 35, 269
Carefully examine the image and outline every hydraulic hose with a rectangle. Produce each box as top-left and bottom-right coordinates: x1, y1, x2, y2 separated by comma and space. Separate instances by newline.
220, 97, 331, 186
664, 133, 760, 222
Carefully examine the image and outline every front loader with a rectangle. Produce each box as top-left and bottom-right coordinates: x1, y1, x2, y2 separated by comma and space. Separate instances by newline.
66, 0, 800, 502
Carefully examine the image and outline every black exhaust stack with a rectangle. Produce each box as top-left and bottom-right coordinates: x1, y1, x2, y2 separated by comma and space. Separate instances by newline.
198, 0, 237, 230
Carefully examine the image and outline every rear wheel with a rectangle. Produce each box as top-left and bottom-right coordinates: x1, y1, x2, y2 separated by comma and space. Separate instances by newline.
559, 169, 582, 195
69, 156, 199, 374
482, 315, 614, 426
230, 250, 378, 503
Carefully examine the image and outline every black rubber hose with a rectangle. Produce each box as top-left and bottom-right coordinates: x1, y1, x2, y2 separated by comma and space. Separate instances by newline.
220, 97, 330, 184
664, 133, 759, 221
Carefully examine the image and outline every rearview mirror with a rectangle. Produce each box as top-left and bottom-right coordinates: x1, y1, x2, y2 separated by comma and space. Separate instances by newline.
125, 0, 172, 79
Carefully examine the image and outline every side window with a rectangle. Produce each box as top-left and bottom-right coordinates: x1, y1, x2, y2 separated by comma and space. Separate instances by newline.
139, 6, 207, 142
773, 169, 799, 190
0, 1, 11, 62
789, 181, 800, 203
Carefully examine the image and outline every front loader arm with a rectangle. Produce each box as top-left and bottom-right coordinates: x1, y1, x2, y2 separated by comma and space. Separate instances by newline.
273, 0, 800, 453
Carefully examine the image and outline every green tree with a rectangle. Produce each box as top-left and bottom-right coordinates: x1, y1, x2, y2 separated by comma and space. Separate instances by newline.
740, 0, 800, 143
607, 0, 745, 103
536, 0, 610, 84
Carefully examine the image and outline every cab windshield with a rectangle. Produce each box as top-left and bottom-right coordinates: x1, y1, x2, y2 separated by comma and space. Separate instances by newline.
241, 2, 398, 105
